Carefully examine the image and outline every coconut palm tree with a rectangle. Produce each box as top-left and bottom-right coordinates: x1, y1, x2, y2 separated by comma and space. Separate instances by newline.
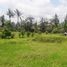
15, 9, 22, 23
53, 14, 59, 27
7, 9, 15, 22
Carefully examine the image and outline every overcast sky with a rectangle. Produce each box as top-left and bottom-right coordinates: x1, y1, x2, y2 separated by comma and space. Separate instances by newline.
0, 0, 67, 22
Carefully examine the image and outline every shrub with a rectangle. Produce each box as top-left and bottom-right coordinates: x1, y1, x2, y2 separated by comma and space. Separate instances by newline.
19, 31, 25, 38
31, 33, 34, 37
27, 32, 30, 37
11, 33, 15, 38
52, 28, 59, 33
38, 31, 42, 34
45, 31, 48, 34
1, 29, 14, 39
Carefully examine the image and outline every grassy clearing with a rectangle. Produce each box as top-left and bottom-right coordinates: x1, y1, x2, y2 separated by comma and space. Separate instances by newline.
0, 34, 67, 67
33, 33, 67, 43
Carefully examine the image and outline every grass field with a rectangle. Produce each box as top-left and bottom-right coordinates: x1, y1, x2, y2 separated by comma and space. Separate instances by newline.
0, 34, 67, 67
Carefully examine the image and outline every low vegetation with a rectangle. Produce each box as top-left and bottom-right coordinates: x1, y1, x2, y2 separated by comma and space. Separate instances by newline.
33, 34, 67, 43
0, 34, 67, 67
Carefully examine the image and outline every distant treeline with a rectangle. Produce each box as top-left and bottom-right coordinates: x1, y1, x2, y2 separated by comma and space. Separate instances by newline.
0, 9, 67, 38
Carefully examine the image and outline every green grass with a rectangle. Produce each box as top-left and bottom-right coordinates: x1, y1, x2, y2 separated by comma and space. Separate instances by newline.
0, 34, 67, 67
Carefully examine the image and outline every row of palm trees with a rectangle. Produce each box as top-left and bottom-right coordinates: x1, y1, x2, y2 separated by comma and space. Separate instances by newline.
1, 8, 67, 33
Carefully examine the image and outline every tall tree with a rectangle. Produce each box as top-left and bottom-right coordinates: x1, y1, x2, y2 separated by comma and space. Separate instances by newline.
64, 14, 67, 32
15, 9, 22, 23
25, 16, 34, 32
40, 18, 48, 32
52, 14, 59, 27
7, 9, 15, 22
0, 15, 5, 27
34, 22, 38, 33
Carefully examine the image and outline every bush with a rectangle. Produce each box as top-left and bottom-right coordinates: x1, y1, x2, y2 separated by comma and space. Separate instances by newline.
45, 31, 48, 34
52, 28, 59, 33
19, 31, 25, 38
38, 31, 42, 34
31, 33, 34, 37
1, 29, 14, 39
11, 33, 15, 38
27, 32, 30, 37
52, 28, 64, 33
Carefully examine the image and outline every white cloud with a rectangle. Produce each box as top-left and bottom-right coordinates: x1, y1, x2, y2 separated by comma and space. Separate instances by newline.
0, 0, 67, 22
0, 0, 8, 4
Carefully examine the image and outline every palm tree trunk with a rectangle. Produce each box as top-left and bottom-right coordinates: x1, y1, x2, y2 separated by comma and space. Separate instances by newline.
9, 17, 11, 22
17, 16, 19, 23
